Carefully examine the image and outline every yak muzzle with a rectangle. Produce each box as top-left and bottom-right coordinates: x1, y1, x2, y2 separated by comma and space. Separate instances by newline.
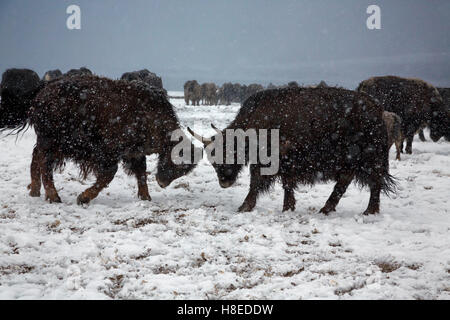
219, 180, 234, 188
156, 177, 170, 188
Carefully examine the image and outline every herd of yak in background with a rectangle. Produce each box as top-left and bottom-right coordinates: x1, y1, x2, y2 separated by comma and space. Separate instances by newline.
0, 67, 449, 215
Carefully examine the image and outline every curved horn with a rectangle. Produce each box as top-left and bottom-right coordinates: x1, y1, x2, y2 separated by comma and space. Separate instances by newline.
211, 123, 222, 134
187, 127, 212, 145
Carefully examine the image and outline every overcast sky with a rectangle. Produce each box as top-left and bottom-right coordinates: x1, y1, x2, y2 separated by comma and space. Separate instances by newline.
0, 0, 449, 90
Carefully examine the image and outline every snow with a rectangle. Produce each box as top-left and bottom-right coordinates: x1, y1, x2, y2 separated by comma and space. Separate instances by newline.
0, 95, 449, 299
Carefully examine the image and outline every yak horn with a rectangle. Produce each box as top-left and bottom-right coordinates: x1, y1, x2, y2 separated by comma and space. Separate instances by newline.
211, 123, 222, 134
187, 127, 212, 145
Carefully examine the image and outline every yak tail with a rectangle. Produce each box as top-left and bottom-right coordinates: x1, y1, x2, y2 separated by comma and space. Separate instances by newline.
0, 81, 44, 133
380, 171, 397, 196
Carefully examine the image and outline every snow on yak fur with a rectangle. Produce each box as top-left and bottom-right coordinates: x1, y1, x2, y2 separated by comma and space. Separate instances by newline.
357, 76, 450, 153
0, 68, 42, 128
6, 75, 198, 205
189, 87, 396, 215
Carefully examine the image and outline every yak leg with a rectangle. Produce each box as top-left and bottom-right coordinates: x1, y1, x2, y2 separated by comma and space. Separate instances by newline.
40, 151, 61, 203
28, 146, 42, 197
238, 165, 275, 212
124, 156, 151, 201
394, 140, 402, 160
418, 129, 426, 142
77, 163, 118, 205
320, 172, 354, 215
281, 176, 296, 212
363, 180, 381, 215
405, 133, 414, 154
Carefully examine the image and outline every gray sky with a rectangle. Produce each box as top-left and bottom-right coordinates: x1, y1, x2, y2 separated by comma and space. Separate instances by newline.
0, 0, 449, 90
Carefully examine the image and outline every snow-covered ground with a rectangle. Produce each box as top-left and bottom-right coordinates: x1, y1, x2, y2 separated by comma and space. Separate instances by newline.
0, 93, 449, 299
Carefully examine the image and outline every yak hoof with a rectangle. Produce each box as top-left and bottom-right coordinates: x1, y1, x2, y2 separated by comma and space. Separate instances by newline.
29, 189, 41, 197
238, 202, 255, 212
76, 194, 91, 206
138, 193, 152, 201
362, 207, 379, 215
282, 204, 296, 212
319, 205, 336, 215
45, 194, 61, 203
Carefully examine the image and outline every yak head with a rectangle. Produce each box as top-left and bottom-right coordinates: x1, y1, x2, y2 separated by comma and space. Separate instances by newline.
187, 124, 243, 188
429, 94, 450, 142
155, 131, 200, 188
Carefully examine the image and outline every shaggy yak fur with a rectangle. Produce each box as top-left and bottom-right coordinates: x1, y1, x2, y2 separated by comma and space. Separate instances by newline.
357, 76, 449, 154
382, 111, 403, 160
189, 87, 396, 215
5, 75, 198, 205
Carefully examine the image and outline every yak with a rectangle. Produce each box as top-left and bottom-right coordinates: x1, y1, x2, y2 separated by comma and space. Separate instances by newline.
120, 69, 166, 96
200, 83, 218, 105
42, 69, 63, 82
0, 68, 42, 128
65, 67, 92, 77
382, 111, 403, 160
357, 76, 449, 154
188, 87, 395, 215
3, 75, 199, 205
184, 80, 201, 106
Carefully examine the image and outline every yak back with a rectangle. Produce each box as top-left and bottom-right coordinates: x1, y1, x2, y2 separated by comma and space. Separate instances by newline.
30, 75, 179, 171
230, 86, 383, 145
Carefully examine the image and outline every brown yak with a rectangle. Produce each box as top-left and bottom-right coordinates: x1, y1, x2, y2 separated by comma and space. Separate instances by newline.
189, 87, 395, 215
5, 75, 198, 205
382, 111, 403, 160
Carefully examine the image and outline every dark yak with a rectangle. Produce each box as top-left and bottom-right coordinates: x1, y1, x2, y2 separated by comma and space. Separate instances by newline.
6, 75, 198, 205
65, 67, 92, 77
189, 87, 395, 215
0, 68, 42, 128
42, 69, 63, 82
357, 76, 449, 154
121, 69, 167, 96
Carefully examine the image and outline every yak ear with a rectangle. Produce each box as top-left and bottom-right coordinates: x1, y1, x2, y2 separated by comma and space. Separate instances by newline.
211, 123, 222, 134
